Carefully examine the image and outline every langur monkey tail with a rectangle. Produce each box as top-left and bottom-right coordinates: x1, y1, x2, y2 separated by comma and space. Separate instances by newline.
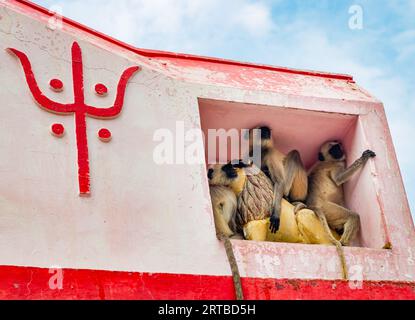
211, 206, 244, 300
313, 207, 348, 280
217, 234, 244, 300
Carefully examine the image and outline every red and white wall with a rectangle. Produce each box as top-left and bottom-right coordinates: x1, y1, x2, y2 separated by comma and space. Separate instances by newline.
0, 0, 414, 299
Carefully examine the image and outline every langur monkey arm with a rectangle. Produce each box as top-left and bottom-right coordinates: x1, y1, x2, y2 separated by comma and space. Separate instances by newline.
270, 182, 284, 234
332, 150, 376, 186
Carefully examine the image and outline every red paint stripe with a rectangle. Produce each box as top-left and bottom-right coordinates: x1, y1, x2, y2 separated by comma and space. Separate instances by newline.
0, 265, 414, 300
11, 0, 353, 81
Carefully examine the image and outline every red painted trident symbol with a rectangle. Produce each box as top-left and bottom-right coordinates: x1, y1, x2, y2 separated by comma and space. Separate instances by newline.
7, 42, 140, 195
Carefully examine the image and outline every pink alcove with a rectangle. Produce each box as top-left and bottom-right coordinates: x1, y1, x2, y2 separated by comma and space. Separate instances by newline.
199, 98, 386, 249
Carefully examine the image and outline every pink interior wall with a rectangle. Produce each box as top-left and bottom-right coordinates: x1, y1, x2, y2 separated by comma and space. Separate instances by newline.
343, 119, 387, 249
199, 99, 357, 169
199, 98, 385, 249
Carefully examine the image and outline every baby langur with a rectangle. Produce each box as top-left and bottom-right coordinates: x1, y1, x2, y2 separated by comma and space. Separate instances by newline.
307, 141, 376, 246
248, 126, 308, 233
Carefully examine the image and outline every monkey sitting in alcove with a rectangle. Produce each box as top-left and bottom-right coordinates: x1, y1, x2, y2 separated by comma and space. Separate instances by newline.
207, 162, 247, 300
307, 141, 376, 246
207, 162, 244, 240
247, 125, 309, 234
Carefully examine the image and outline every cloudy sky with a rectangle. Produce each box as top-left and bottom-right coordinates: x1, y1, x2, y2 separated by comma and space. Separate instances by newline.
34, 0, 414, 215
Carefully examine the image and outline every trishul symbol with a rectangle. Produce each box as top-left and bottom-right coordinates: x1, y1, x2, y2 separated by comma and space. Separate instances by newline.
7, 41, 140, 196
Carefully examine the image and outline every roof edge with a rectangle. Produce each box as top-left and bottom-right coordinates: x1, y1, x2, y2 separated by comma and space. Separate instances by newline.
12, 0, 354, 82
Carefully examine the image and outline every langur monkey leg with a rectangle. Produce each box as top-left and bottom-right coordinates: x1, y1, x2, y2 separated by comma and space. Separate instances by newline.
213, 202, 235, 239
341, 215, 360, 246
321, 201, 360, 247
283, 150, 308, 202
269, 151, 308, 233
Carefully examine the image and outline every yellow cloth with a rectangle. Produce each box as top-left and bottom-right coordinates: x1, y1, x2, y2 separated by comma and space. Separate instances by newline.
243, 199, 340, 244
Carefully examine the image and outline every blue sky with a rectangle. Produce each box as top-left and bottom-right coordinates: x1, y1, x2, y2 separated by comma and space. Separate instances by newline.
34, 0, 414, 216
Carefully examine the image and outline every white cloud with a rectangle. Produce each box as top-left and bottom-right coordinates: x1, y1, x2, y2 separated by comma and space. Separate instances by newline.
231, 2, 275, 37
48, 0, 275, 53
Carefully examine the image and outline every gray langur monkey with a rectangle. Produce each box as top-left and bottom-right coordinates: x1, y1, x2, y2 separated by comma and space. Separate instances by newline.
307, 141, 376, 247
207, 161, 247, 300
248, 126, 308, 234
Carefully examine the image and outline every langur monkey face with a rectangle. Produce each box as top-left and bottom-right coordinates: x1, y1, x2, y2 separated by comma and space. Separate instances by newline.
247, 125, 273, 153
208, 163, 239, 186
318, 141, 346, 162
207, 160, 252, 187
